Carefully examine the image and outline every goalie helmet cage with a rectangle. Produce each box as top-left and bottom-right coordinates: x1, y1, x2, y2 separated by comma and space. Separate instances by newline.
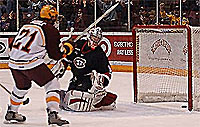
132, 25, 200, 111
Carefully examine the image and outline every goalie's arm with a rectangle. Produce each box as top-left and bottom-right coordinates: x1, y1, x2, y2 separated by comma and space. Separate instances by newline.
96, 48, 112, 88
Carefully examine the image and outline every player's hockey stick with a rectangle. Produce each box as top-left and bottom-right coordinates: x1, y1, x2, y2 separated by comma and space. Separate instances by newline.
60, 27, 74, 43
73, 1, 120, 43
50, 2, 120, 79
0, 83, 30, 105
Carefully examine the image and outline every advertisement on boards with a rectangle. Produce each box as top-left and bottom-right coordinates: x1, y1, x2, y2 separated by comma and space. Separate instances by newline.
0, 38, 9, 62
1, 34, 133, 69
99, 35, 133, 62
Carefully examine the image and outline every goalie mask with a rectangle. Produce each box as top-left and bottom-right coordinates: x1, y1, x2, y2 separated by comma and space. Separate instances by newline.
87, 27, 103, 50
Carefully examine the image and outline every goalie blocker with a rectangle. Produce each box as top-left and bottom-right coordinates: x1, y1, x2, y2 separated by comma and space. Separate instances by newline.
59, 90, 117, 112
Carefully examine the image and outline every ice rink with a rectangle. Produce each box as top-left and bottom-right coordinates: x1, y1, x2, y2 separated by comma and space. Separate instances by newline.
0, 69, 200, 127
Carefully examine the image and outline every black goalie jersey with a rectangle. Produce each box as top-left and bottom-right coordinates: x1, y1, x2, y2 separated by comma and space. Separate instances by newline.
67, 39, 112, 92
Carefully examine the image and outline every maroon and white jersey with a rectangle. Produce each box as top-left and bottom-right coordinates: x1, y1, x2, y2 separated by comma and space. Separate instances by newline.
9, 20, 63, 70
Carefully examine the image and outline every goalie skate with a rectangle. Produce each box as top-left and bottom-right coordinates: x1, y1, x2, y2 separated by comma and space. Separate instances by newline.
47, 108, 70, 126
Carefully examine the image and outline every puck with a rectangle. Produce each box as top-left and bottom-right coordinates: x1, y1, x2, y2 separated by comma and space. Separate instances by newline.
181, 105, 187, 108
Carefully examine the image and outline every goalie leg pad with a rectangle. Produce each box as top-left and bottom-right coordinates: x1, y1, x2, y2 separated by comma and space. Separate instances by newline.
60, 90, 117, 112
93, 92, 117, 108
61, 90, 94, 112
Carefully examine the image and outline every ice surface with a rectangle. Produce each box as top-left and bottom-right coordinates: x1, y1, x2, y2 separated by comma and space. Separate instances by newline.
0, 69, 200, 127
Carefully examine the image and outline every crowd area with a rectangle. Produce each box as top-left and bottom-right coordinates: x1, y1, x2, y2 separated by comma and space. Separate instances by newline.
0, 0, 200, 32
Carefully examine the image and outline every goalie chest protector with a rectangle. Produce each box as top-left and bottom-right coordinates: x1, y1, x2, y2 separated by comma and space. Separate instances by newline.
67, 40, 111, 77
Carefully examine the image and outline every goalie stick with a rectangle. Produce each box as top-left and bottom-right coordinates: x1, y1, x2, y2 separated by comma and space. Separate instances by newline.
73, 1, 120, 43
0, 83, 30, 105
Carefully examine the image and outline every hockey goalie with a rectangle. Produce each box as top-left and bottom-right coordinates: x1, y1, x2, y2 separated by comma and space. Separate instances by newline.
47, 27, 117, 112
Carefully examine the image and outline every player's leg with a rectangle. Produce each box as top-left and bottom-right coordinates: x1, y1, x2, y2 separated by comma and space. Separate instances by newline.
5, 68, 31, 122
44, 78, 69, 125
32, 63, 69, 125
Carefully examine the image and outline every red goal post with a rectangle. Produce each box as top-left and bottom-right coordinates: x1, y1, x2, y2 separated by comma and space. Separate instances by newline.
132, 25, 193, 111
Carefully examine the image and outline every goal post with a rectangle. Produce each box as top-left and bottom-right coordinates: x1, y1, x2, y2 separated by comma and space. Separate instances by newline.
132, 25, 194, 111
191, 27, 200, 111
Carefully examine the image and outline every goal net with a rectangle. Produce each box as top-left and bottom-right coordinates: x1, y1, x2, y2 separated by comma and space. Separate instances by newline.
132, 25, 200, 111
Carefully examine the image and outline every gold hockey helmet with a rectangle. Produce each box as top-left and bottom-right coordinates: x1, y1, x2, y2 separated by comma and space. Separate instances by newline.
40, 5, 58, 19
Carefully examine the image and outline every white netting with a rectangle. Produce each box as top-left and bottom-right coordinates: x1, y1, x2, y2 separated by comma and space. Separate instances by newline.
135, 27, 189, 103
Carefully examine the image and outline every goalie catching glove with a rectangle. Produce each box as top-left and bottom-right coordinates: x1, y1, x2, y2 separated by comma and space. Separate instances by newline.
89, 70, 110, 92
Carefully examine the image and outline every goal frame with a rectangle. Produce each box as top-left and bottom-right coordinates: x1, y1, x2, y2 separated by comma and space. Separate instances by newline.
132, 25, 192, 111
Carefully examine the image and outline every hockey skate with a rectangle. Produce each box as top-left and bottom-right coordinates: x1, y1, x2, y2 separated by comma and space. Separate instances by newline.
4, 105, 26, 124
47, 108, 70, 126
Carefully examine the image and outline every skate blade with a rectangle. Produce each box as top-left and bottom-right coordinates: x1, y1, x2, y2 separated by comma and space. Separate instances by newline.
3, 120, 25, 124
49, 124, 70, 127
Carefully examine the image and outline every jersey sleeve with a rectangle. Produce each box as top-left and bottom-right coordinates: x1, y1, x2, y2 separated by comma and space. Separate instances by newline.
42, 24, 63, 60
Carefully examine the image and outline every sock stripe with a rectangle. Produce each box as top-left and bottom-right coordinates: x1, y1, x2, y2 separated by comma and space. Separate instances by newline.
46, 96, 60, 103
10, 98, 22, 105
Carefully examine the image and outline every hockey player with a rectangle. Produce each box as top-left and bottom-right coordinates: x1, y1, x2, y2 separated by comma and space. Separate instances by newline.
4, 5, 73, 126
59, 27, 117, 112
